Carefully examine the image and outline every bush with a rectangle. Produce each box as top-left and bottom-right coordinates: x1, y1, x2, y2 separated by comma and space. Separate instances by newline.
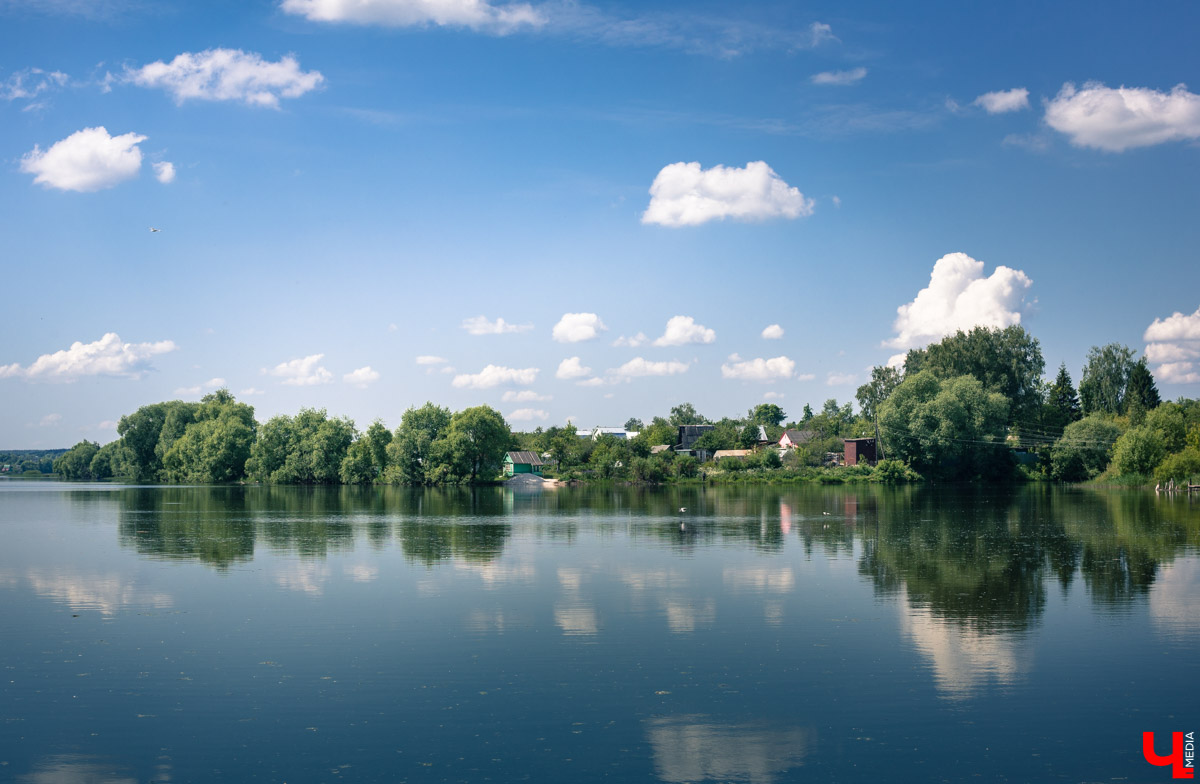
1155, 448, 1200, 485
718, 456, 745, 472
1050, 415, 1123, 481
1112, 425, 1166, 476
874, 458, 918, 483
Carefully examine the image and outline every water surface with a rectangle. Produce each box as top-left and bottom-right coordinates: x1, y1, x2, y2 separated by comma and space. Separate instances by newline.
1, 482, 1197, 782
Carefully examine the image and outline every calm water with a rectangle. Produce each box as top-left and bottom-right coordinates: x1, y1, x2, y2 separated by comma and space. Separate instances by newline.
1, 481, 1197, 783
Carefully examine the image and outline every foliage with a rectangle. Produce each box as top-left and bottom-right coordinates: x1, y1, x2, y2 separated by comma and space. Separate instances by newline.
903, 325, 1044, 426
1154, 448, 1200, 484
873, 458, 920, 483
1145, 403, 1186, 453
443, 405, 511, 482
384, 403, 452, 484
1111, 426, 1166, 477
624, 417, 644, 432
162, 391, 257, 483
246, 408, 355, 484
1124, 358, 1161, 422
672, 455, 699, 479
1049, 415, 1123, 481
53, 440, 100, 480
856, 365, 902, 421
747, 403, 787, 427
669, 402, 707, 426
1079, 343, 1136, 416
878, 371, 1010, 480
1042, 363, 1082, 435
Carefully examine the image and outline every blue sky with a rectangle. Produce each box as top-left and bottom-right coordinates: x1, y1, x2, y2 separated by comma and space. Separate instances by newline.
3, 0, 1199, 447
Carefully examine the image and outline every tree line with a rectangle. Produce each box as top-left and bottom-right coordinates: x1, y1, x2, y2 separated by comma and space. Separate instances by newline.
51, 324, 1200, 486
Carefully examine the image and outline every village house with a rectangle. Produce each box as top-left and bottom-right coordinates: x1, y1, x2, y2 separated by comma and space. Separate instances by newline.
843, 438, 878, 467
779, 429, 816, 449
504, 451, 544, 477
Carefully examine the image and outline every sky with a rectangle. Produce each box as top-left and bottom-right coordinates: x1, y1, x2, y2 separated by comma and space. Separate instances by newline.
2, 0, 1199, 447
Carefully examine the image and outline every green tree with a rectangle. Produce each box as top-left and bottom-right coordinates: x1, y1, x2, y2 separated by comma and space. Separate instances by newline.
1049, 415, 1123, 481
1042, 363, 1082, 435
624, 417, 644, 432
117, 402, 172, 481
53, 440, 100, 480
386, 403, 452, 485
245, 408, 355, 484
903, 325, 1044, 425
635, 417, 677, 449
1155, 448, 1200, 484
444, 405, 510, 482
1111, 426, 1166, 476
855, 365, 902, 421
1145, 402, 1186, 453
1078, 343, 1136, 416
1124, 358, 1161, 421
162, 390, 257, 483
878, 371, 1010, 480
669, 402, 707, 426
747, 403, 787, 427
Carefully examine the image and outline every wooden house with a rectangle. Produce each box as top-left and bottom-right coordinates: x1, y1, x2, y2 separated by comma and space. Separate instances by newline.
779, 429, 815, 449
504, 451, 545, 477
843, 438, 877, 467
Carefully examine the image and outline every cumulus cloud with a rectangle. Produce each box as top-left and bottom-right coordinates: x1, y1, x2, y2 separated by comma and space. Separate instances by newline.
461, 315, 533, 335
761, 324, 784, 340
720, 354, 801, 382
552, 313, 607, 343
39, 413, 62, 426
0, 333, 176, 382
452, 364, 538, 389
152, 161, 176, 183
609, 357, 690, 382
502, 389, 551, 402
555, 356, 592, 380
344, 366, 380, 387
826, 372, 856, 386
281, 0, 544, 32
642, 161, 814, 227
1144, 305, 1200, 385
415, 355, 448, 365
653, 315, 716, 347
763, 391, 785, 400
973, 87, 1029, 114
125, 49, 324, 108
21, 126, 147, 192
810, 67, 867, 86
1044, 82, 1200, 152
886, 252, 1033, 351
577, 377, 606, 387
613, 332, 647, 347
508, 407, 549, 422
240, 387, 266, 396
174, 377, 227, 396
266, 354, 334, 386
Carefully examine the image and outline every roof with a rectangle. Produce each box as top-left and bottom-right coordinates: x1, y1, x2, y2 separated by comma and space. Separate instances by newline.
713, 449, 753, 459
843, 438, 876, 443
649, 445, 671, 454
781, 429, 815, 444
505, 451, 544, 465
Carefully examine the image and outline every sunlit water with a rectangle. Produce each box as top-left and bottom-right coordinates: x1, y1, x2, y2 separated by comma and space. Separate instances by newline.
1, 481, 1197, 783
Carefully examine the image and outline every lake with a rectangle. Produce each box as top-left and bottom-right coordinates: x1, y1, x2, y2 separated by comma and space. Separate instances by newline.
1, 481, 1197, 783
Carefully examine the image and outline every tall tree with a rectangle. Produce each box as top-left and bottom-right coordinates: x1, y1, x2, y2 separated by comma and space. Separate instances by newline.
747, 403, 787, 427
904, 325, 1044, 426
624, 417, 644, 432
387, 403, 452, 485
53, 440, 100, 480
1124, 357, 1161, 419
669, 402, 707, 426
445, 406, 510, 482
856, 365, 902, 421
1078, 343, 1136, 416
1042, 363, 1082, 435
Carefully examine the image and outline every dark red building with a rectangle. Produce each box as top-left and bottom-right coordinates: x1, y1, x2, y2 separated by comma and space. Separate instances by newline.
843, 437, 877, 467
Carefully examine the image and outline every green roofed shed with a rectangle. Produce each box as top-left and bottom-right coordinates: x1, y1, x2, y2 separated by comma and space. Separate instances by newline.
504, 451, 544, 476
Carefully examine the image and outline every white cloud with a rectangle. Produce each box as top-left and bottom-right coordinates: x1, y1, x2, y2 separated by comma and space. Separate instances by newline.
1144, 305, 1200, 386
177, 376, 227, 394
451, 364, 538, 389
344, 366, 380, 387
152, 161, 176, 184
266, 354, 334, 386
826, 372, 856, 386
508, 407, 549, 422
653, 315, 716, 347
2, 67, 68, 101
577, 377, 606, 387
886, 252, 1033, 351
20, 126, 146, 192
461, 315, 534, 335
973, 87, 1029, 114
642, 161, 814, 227
39, 413, 62, 426
174, 385, 202, 396
0, 333, 177, 382
720, 354, 800, 382
280, 0, 544, 33
552, 313, 607, 343
415, 355, 449, 365
763, 391, 785, 400
240, 387, 266, 396
613, 332, 647, 347
125, 49, 324, 108
1044, 82, 1200, 152
555, 356, 592, 380
810, 67, 867, 86
761, 324, 784, 340
503, 389, 551, 402
609, 357, 690, 382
